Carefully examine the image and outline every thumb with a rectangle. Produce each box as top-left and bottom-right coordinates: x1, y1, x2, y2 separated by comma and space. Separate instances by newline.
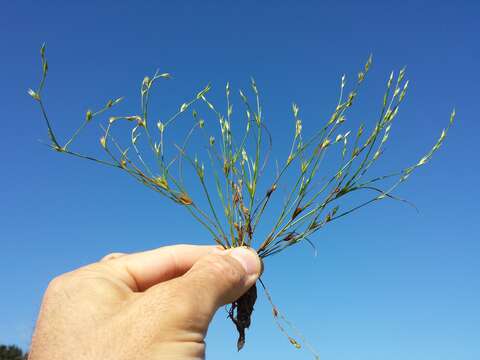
184, 246, 262, 309
146, 247, 262, 333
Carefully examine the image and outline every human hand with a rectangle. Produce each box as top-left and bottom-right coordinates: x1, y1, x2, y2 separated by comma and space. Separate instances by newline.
29, 245, 262, 360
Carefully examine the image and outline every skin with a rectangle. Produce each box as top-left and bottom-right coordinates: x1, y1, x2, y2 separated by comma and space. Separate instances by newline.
29, 245, 262, 360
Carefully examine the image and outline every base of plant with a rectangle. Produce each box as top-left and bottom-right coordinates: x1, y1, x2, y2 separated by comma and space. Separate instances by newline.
228, 282, 257, 351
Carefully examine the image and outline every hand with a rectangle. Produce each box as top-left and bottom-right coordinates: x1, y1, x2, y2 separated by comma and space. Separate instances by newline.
29, 245, 262, 360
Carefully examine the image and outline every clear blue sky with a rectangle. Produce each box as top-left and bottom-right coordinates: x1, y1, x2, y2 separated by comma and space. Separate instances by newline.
1, 1, 479, 359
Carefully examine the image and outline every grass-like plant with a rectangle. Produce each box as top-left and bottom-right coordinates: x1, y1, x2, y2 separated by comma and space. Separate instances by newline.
29, 44, 455, 357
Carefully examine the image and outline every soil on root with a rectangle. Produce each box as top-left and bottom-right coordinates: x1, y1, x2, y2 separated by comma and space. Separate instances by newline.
228, 283, 257, 351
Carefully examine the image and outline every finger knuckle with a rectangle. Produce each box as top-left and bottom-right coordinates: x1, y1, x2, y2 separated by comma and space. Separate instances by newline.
45, 274, 70, 296
204, 254, 245, 286
100, 252, 125, 262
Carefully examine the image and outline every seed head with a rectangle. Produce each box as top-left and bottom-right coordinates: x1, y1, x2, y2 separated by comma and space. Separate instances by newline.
241, 149, 248, 163
178, 193, 193, 205
266, 183, 277, 197
301, 161, 308, 173
157, 121, 165, 133
289, 337, 301, 349
292, 103, 299, 118
358, 71, 365, 83
27, 88, 40, 101
292, 206, 303, 220
154, 176, 169, 190
295, 119, 302, 138
86, 110, 93, 122
321, 138, 331, 149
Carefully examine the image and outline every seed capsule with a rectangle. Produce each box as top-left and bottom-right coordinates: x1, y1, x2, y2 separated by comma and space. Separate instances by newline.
289, 337, 301, 349
178, 193, 193, 205
292, 206, 303, 220
154, 177, 169, 190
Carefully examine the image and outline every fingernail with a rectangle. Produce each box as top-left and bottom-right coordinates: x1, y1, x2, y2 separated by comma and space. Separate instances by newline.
228, 247, 261, 277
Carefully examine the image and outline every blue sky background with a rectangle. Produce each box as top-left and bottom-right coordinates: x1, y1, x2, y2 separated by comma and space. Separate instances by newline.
1, 1, 479, 359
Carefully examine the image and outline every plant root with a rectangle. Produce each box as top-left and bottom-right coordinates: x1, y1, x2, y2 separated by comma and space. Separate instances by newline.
228, 283, 257, 351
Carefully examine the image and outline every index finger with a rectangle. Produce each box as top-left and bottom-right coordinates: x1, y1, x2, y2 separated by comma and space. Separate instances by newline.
101, 244, 219, 292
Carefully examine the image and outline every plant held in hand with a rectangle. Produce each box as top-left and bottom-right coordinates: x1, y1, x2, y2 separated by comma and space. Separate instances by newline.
30, 44, 455, 356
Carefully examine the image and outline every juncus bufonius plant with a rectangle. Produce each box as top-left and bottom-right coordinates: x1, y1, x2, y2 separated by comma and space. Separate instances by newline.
30, 44, 455, 357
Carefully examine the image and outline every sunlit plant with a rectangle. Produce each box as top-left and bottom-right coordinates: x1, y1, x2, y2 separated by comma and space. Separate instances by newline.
29, 44, 455, 357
